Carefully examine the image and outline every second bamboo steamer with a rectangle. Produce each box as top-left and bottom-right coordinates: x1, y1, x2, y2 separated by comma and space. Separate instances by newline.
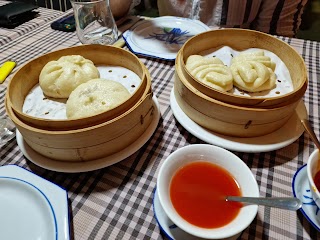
174, 31, 306, 138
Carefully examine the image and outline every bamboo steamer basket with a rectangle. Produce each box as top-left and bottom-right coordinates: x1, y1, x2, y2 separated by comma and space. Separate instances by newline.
6, 44, 150, 131
5, 44, 155, 161
174, 49, 300, 137
5, 92, 155, 161
180, 29, 307, 108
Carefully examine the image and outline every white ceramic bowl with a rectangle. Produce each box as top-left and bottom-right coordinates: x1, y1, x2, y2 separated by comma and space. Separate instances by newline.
307, 149, 320, 209
157, 144, 259, 239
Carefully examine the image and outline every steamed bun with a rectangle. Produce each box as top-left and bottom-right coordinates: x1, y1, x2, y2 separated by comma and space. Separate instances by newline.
186, 55, 233, 92
186, 55, 224, 69
230, 61, 276, 92
232, 50, 276, 71
39, 55, 100, 98
66, 78, 130, 119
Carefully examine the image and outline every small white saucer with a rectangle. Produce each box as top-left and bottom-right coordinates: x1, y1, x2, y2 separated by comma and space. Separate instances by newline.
17, 96, 160, 173
170, 89, 306, 153
292, 164, 320, 231
123, 16, 210, 61
153, 188, 241, 240
0, 165, 69, 239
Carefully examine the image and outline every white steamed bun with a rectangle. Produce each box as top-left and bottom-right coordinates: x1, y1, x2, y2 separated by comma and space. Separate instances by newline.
39, 55, 100, 98
230, 61, 276, 92
186, 55, 233, 92
66, 78, 131, 119
231, 50, 276, 71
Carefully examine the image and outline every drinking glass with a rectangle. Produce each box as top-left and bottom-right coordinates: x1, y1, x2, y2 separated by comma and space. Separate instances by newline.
70, 0, 118, 45
0, 118, 15, 146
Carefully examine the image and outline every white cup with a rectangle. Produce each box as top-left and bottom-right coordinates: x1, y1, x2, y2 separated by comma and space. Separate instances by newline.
70, 0, 118, 45
307, 149, 320, 209
157, 144, 259, 239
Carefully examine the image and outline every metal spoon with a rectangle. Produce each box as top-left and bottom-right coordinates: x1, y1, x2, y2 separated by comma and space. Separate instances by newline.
226, 196, 302, 211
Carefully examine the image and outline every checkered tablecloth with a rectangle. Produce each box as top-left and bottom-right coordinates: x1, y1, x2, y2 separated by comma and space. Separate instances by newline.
0, 0, 67, 46
0, 8, 320, 240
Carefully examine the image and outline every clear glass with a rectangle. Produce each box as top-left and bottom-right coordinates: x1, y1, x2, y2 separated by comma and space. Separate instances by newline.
0, 117, 15, 146
70, 0, 118, 45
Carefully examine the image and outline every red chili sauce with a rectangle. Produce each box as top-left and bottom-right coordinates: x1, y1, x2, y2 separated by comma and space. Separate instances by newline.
314, 170, 320, 191
170, 161, 243, 228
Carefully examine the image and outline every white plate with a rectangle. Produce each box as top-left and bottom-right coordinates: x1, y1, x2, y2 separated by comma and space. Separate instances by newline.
17, 96, 160, 173
292, 164, 320, 231
170, 89, 306, 153
153, 188, 241, 240
0, 165, 69, 240
123, 16, 211, 61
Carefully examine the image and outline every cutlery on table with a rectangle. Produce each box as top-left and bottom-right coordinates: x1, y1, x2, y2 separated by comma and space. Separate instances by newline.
226, 196, 302, 211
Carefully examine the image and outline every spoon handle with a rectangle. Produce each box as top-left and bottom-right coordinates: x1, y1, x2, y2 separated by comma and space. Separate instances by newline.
226, 196, 302, 211
300, 119, 320, 149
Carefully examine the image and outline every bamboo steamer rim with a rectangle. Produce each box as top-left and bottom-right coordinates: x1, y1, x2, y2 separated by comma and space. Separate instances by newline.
176, 49, 307, 109
179, 28, 307, 105
175, 49, 300, 113
5, 92, 153, 135
6, 44, 151, 130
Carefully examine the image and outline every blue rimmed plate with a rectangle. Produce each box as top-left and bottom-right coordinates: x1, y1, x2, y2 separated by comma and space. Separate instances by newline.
0, 165, 69, 239
123, 16, 211, 61
292, 164, 320, 231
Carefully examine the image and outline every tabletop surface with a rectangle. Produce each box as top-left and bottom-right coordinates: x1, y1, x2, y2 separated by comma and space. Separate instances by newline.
0, 0, 65, 46
0, 3, 320, 240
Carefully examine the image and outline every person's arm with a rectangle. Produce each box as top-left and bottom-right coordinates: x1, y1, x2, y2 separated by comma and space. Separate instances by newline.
110, 0, 132, 19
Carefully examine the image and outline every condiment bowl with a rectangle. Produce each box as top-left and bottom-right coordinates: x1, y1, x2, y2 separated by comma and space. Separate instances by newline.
157, 144, 259, 239
307, 149, 320, 209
